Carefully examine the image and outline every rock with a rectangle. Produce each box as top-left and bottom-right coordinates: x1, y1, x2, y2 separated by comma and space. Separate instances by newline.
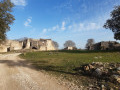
117, 67, 120, 71
99, 67, 104, 71
117, 71, 120, 75
89, 64, 94, 69
101, 85, 105, 90
80, 62, 120, 86
84, 66, 89, 71
94, 57, 98, 59
93, 68, 102, 77
110, 88, 114, 90
111, 75, 120, 84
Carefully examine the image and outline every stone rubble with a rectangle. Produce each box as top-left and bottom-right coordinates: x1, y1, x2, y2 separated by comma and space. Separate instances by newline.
78, 62, 120, 89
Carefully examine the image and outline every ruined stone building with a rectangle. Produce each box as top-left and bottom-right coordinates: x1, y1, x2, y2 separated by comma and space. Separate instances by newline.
88, 41, 120, 50
0, 38, 56, 52
23, 38, 56, 51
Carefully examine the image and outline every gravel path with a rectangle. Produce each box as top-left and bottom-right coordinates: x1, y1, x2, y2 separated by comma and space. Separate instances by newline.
0, 53, 68, 90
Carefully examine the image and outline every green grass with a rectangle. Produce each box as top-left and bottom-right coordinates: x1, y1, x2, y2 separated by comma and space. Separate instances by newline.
20, 50, 120, 87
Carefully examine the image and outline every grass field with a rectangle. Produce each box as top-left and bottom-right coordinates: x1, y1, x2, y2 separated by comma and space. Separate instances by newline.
20, 50, 120, 88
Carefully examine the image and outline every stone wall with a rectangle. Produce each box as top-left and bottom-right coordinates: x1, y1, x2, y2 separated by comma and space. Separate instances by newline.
10, 41, 23, 50
5, 40, 23, 50
0, 45, 7, 52
39, 46, 47, 51
24, 39, 30, 49
46, 40, 56, 51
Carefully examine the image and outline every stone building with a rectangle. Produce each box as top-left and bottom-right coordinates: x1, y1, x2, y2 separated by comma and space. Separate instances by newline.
64, 46, 77, 50
0, 38, 56, 52
23, 38, 56, 51
89, 41, 120, 50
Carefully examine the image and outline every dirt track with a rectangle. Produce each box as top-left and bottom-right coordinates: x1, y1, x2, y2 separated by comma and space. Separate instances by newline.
0, 53, 68, 90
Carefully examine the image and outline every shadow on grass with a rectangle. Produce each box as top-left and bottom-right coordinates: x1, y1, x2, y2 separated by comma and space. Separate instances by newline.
0, 59, 78, 76
31, 63, 77, 75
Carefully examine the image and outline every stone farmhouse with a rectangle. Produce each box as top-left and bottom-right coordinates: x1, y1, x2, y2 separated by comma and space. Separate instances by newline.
88, 41, 120, 50
0, 38, 56, 52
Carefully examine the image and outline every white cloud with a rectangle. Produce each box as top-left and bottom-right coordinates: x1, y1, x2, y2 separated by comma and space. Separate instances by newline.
43, 21, 66, 32
52, 25, 59, 31
41, 21, 101, 34
11, 0, 26, 6
42, 29, 47, 33
68, 22, 101, 31
24, 17, 32, 27
61, 21, 66, 30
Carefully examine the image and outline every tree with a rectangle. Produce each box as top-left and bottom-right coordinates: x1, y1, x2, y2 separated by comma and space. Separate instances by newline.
104, 6, 120, 40
86, 39, 95, 50
53, 41, 59, 49
0, 0, 15, 42
64, 40, 76, 48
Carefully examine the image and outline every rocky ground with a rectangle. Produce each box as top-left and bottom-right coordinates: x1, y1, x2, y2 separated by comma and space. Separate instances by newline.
78, 62, 120, 89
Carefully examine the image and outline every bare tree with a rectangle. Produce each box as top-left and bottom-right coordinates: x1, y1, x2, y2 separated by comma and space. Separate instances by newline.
64, 40, 76, 48
53, 41, 59, 49
86, 39, 95, 50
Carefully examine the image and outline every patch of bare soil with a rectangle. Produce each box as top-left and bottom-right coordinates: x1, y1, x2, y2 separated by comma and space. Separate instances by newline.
0, 53, 70, 90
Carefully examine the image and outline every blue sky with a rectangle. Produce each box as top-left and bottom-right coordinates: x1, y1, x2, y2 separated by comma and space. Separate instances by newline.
7, 0, 120, 49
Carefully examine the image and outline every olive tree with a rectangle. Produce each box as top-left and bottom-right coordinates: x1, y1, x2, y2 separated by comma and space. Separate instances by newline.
0, 0, 15, 42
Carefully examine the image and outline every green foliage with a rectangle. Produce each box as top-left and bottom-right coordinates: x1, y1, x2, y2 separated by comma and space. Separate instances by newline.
104, 6, 120, 40
0, 0, 15, 42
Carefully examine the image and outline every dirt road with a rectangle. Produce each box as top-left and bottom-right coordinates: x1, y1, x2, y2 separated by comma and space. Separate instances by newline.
0, 53, 68, 90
